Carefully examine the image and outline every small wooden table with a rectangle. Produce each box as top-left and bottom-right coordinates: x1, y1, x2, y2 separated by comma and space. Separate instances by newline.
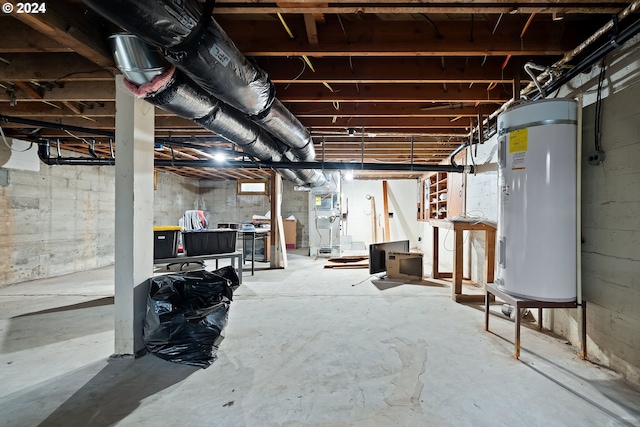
430, 218, 496, 303
485, 283, 587, 359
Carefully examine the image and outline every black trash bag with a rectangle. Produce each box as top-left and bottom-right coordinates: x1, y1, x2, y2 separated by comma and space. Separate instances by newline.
143, 267, 239, 368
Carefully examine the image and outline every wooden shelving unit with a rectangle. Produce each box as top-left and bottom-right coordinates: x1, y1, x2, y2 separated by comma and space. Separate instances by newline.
428, 172, 448, 219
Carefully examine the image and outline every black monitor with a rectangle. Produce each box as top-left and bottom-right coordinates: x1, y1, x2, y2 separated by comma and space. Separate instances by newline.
369, 240, 410, 274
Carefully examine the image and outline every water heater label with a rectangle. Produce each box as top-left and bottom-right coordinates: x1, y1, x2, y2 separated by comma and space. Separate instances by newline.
509, 128, 528, 170
509, 128, 528, 153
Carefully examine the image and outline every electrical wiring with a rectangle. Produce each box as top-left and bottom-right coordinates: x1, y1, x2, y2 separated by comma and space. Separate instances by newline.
0, 125, 33, 152
351, 274, 377, 287
284, 57, 306, 90
594, 58, 607, 153
442, 211, 490, 252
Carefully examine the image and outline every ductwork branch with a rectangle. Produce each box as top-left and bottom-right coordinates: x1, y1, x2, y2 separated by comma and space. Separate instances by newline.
85, 0, 326, 187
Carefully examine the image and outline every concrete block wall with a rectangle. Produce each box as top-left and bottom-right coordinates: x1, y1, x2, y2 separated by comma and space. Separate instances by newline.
553, 35, 640, 386
575, 71, 640, 385
0, 163, 116, 286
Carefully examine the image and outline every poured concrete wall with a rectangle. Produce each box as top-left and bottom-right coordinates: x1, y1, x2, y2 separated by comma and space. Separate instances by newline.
0, 162, 116, 286
465, 35, 640, 385
199, 179, 311, 247
153, 171, 204, 226
0, 160, 202, 286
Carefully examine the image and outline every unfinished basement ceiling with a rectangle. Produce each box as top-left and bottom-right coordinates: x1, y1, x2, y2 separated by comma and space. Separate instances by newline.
0, 0, 638, 180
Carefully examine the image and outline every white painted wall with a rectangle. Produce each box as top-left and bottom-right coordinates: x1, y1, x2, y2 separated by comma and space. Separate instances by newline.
465, 135, 499, 286
341, 179, 419, 249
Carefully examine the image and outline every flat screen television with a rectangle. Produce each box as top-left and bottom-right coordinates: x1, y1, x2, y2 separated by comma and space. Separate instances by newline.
369, 240, 410, 274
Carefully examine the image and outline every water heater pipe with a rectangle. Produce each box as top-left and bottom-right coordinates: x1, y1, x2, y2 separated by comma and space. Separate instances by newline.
577, 94, 583, 308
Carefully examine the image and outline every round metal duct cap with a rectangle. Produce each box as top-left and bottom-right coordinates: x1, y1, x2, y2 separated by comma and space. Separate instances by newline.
108, 33, 167, 85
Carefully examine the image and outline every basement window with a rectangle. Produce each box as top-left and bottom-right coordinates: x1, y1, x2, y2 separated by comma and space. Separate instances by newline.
237, 180, 268, 195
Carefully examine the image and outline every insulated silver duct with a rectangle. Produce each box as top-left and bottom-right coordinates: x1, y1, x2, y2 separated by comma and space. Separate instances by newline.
84, 0, 326, 187
110, 34, 303, 184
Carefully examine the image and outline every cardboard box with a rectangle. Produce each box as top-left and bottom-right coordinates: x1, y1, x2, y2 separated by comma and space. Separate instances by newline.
283, 219, 297, 249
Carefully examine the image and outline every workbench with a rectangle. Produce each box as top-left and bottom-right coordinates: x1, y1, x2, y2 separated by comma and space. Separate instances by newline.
430, 218, 496, 302
485, 283, 587, 359
153, 252, 243, 284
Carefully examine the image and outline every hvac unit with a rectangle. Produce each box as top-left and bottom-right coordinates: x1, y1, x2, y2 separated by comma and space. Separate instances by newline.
495, 99, 578, 302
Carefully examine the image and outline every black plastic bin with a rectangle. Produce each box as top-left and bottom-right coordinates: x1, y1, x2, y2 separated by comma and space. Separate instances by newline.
153, 226, 182, 259
182, 229, 237, 255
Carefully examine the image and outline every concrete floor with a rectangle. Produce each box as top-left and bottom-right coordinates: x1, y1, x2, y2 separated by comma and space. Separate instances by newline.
1, 252, 639, 427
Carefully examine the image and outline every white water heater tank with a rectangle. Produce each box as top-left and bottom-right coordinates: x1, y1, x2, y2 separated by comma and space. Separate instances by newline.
495, 99, 577, 302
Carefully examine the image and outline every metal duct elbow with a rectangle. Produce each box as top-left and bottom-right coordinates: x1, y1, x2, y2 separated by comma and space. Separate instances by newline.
108, 34, 167, 85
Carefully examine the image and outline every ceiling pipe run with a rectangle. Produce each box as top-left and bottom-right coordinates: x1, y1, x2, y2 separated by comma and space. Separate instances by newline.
84, 0, 325, 187
35, 141, 470, 173
1, 114, 268, 157
37, 140, 115, 166
155, 159, 471, 173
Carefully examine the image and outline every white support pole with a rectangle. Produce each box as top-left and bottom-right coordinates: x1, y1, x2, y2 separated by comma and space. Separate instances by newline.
114, 75, 155, 356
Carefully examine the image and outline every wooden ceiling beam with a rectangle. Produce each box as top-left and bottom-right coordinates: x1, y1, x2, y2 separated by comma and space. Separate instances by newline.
214, 0, 628, 16
4, 1, 115, 70
260, 56, 535, 83
313, 135, 465, 142
0, 18, 73, 53
312, 128, 469, 136
0, 115, 209, 130
219, 18, 583, 56
301, 116, 475, 128
13, 81, 43, 99
0, 81, 114, 102
276, 83, 512, 103
290, 103, 497, 117
0, 103, 177, 117
303, 13, 319, 45
17, 128, 217, 139
62, 101, 83, 115
0, 53, 114, 82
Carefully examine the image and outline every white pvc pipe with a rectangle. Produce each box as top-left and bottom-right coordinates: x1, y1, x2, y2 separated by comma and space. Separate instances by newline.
577, 93, 583, 306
